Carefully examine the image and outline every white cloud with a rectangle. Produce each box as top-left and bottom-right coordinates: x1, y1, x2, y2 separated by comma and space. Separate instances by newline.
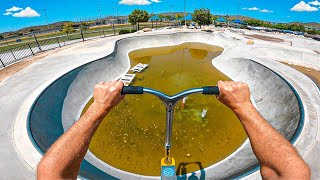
308, 0, 320, 6
119, 0, 151, 5
290, 1, 319, 11
12, 7, 40, 17
242, 7, 260, 11
6, 6, 23, 12
151, 0, 161, 2
248, 7, 260, 11
260, 9, 273, 13
3, 12, 12, 15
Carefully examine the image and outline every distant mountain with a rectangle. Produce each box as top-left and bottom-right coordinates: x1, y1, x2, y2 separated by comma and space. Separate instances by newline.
1, 21, 72, 37
18, 21, 72, 33
225, 15, 257, 21
300, 22, 320, 28
1, 12, 319, 37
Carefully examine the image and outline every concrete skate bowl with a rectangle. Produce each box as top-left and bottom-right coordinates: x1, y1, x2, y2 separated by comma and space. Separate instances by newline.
27, 33, 304, 179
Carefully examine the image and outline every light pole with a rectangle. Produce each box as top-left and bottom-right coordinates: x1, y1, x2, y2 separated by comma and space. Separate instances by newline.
39, 9, 51, 30
184, 0, 187, 27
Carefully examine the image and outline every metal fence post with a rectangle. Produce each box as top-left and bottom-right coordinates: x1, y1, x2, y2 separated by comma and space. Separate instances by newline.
80, 28, 84, 42
0, 57, 5, 67
56, 38, 61, 47
10, 50, 17, 60
28, 44, 35, 55
5, 38, 17, 60
112, 22, 115, 35
33, 33, 42, 51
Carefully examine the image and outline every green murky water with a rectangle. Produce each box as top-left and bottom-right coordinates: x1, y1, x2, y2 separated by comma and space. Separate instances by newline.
83, 43, 247, 176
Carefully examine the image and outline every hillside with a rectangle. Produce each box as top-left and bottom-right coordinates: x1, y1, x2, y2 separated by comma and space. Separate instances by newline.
18, 21, 72, 34
1, 13, 319, 37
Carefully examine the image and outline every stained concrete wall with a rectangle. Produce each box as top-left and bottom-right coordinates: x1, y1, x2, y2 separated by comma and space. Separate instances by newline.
28, 32, 302, 179
28, 66, 117, 180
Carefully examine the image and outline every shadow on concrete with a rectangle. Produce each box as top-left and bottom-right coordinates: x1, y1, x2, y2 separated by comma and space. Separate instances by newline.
176, 162, 205, 180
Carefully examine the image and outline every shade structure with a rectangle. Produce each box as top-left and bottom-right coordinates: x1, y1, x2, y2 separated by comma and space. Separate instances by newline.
150, 15, 160, 21
232, 19, 246, 24
216, 17, 227, 23
179, 14, 193, 21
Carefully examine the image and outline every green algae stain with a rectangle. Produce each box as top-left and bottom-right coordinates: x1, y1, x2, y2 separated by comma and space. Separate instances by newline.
83, 43, 247, 176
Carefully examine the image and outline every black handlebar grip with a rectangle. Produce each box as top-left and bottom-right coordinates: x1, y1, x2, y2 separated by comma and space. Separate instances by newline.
121, 86, 144, 95
202, 86, 220, 95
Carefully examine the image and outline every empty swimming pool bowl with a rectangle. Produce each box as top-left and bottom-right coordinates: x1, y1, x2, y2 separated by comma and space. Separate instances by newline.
13, 32, 320, 179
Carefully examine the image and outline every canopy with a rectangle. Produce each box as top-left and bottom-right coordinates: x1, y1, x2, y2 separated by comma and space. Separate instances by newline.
179, 14, 193, 21
149, 15, 160, 21
232, 19, 246, 24
216, 17, 227, 23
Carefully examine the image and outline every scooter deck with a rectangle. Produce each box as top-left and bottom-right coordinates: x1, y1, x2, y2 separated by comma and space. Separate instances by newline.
161, 158, 176, 180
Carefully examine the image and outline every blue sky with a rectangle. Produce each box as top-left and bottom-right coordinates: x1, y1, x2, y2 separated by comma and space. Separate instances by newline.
1, 0, 320, 33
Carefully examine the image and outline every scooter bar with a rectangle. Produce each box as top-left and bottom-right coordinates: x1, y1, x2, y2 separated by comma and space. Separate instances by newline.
121, 86, 220, 97
120, 86, 219, 164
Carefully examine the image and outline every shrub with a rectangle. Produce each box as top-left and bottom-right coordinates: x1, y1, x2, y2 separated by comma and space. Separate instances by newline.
119, 29, 131, 35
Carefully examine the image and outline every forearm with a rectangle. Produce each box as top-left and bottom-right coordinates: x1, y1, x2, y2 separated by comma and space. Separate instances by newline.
234, 102, 310, 178
37, 102, 107, 179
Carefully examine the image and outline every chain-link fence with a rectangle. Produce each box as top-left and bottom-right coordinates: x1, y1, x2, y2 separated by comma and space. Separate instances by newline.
0, 21, 178, 69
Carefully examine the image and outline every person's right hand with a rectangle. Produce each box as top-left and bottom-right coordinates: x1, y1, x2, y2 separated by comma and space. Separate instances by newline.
93, 81, 125, 113
217, 81, 252, 111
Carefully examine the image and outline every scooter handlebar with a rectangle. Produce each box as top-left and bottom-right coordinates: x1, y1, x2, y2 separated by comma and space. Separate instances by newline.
121, 86, 220, 95
121, 86, 144, 95
202, 86, 220, 95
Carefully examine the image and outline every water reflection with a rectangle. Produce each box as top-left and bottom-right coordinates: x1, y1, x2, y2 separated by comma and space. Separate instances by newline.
189, 49, 208, 60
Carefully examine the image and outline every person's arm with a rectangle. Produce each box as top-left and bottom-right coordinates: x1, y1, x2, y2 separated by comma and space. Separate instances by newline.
217, 81, 310, 179
37, 81, 125, 180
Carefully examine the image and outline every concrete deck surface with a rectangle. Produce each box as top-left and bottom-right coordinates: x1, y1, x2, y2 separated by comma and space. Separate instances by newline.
0, 29, 319, 179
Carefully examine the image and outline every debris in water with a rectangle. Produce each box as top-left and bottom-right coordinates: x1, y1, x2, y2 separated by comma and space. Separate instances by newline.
201, 109, 208, 118
187, 153, 191, 157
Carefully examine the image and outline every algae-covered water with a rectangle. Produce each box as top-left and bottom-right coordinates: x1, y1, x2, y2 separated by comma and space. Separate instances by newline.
83, 42, 247, 176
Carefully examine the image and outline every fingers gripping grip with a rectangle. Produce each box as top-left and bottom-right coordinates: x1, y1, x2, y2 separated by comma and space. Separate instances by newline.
121, 86, 144, 95
202, 86, 220, 95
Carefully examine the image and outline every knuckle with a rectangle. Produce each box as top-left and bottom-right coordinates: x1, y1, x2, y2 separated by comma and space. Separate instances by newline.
110, 86, 117, 93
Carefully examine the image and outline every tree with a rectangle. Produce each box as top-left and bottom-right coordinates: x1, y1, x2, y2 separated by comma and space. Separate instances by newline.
62, 22, 76, 35
192, 8, 213, 28
159, 15, 164, 22
0, 34, 3, 40
128, 9, 149, 30
165, 15, 173, 21
175, 14, 184, 20
80, 22, 90, 32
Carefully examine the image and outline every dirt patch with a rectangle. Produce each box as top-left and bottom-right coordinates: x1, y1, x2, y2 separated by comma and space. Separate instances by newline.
0, 47, 70, 84
245, 34, 285, 43
283, 62, 320, 87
